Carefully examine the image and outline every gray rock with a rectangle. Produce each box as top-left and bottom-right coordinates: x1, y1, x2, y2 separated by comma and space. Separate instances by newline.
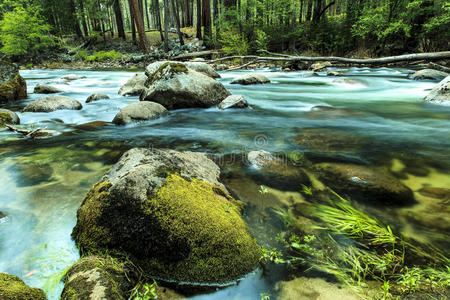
86, 93, 110, 103
23, 95, 82, 112
61, 74, 86, 81
145, 60, 220, 79
34, 84, 62, 94
112, 101, 168, 125
311, 61, 332, 71
409, 69, 448, 81
218, 95, 248, 110
327, 71, 343, 76
191, 58, 206, 62
0, 60, 27, 103
0, 109, 20, 125
118, 74, 146, 96
231, 73, 270, 85
214, 64, 228, 71
141, 62, 230, 109
312, 163, 414, 205
423, 76, 450, 104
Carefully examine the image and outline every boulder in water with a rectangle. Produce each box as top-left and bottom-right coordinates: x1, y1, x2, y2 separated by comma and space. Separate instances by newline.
0, 60, 27, 103
72, 148, 260, 285
75, 121, 109, 131
423, 76, 449, 105
0, 273, 46, 300
86, 93, 110, 103
0, 109, 20, 127
112, 101, 168, 125
231, 73, 270, 85
311, 61, 332, 72
141, 62, 230, 109
23, 95, 82, 112
408, 69, 448, 81
34, 84, 63, 94
145, 60, 220, 79
312, 162, 414, 205
218, 95, 248, 110
118, 74, 147, 96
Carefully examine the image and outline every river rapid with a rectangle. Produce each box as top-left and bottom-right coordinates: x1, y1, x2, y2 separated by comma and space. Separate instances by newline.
0, 67, 449, 299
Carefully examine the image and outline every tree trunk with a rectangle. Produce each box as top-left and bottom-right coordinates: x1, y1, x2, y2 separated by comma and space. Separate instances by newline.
154, 0, 165, 42
164, 0, 170, 52
69, 0, 84, 38
171, 0, 185, 45
305, 0, 312, 22
128, 0, 137, 43
202, 0, 211, 44
130, 0, 150, 52
196, 0, 202, 39
114, 0, 126, 40
79, 0, 89, 37
145, 0, 151, 30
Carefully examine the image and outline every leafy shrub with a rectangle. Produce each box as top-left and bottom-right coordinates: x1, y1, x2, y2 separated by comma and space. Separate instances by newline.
76, 50, 123, 62
219, 31, 249, 56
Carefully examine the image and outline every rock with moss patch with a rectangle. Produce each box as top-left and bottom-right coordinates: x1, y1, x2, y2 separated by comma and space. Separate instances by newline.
423, 76, 449, 105
408, 69, 448, 81
0, 60, 27, 103
145, 61, 220, 79
312, 163, 414, 205
34, 84, 63, 94
112, 101, 168, 125
231, 73, 270, 85
247, 150, 310, 191
140, 62, 230, 109
23, 96, 82, 112
72, 148, 260, 285
0, 272, 46, 300
0, 109, 20, 127
61, 256, 134, 300
311, 61, 332, 72
118, 74, 147, 96
218, 95, 248, 110
86, 93, 110, 103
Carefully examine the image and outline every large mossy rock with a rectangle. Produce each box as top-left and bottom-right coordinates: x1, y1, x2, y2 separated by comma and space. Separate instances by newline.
23, 96, 82, 112
0, 109, 20, 127
145, 61, 220, 79
423, 76, 449, 105
72, 148, 260, 285
61, 256, 133, 300
112, 101, 168, 125
408, 69, 448, 81
0, 60, 27, 103
0, 272, 46, 300
140, 62, 230, 109
118, 74, 147, 96
312, 163, 414, 205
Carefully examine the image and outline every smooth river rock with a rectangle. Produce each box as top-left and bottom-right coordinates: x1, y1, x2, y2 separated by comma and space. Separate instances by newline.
86, 93, 110, 103
0, 60, 27, 103
118, 74, 147, 96
72, 148, 260, 285
23, 95, 82, 112
145, 60, 220, 79
141, 62, 230, 109
112, 101, 168, 125
423, 76, 449, 105
409, 69, 448, 81
312, 162, 414, 205
218, 95, 248, 110
231, 73, 270, 85
34, 84, 63, 94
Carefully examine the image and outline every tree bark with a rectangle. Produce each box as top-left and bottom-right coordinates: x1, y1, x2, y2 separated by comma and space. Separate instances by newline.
196, 0, 202, 39
69, 0, 83, 38
164, 0, 170, 52
130, 0, 150, 53
128, 0, 137, 43
202, 0, 211, 44
171, 0, 185, 45
114, 0, 126, 40
154, 0, 164, 42
79, 0, 89, 37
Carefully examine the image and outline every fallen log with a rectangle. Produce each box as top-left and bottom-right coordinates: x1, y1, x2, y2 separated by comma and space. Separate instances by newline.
428, 62, 450, 73
208, 51, 450, 65
172, 50, 220, 60
5, 124, 52, 138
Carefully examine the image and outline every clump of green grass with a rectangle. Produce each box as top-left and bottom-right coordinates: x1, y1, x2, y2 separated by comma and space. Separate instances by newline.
75, 50, 123, 62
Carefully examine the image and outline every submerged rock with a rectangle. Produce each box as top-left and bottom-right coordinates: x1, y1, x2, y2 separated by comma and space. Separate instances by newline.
72, 148, 260, 285
418, 187, 450, 201
86, 93, 110, 103
0, 109, 20, 127
118, 74, 147, 96
141, 62, 230, 109
0, 272, 46, 300
218, 95, 248, 110
61, 74, 87, 81
308, 105, 364, 119
34, 84, 63, 94
112, 101, 168, 125
23, 95, 82, 112
409, 69, 448, 81
75, 121, 109, 131
61, 256, 133, 300
312, 162, 414, 205
231, 73, 270, 85
333, 78, 366, 86
423, 76, 449, 105
247, 150, 311, 191
0, 60, 27, 103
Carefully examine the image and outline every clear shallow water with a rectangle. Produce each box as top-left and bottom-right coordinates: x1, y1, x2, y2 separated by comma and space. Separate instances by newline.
0, 67, 449, 299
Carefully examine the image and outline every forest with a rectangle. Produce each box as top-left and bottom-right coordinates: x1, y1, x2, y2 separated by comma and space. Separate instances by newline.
0, 0, 449, 60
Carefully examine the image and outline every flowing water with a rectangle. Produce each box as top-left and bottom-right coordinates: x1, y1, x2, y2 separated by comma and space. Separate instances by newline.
0, 67, 449, 299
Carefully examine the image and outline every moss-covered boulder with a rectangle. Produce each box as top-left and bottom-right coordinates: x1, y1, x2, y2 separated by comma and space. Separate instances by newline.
0, 272, 46, 300
140, 62, 230, 109
0, 61, 27, 103
61, 256, 134, 300
0, 109, 20, 128
145, 61, 220, 79
72, 148, 260, 285
312, 163, 414, 205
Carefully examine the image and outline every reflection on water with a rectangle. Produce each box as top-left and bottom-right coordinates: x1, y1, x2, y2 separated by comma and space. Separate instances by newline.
0, 67, 449, 299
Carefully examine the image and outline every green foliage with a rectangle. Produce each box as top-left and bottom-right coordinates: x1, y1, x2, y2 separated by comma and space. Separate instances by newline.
255, 29, 269, 51
260, 247, 285, 264
130, 281, 158, 300
75, 50, 123, 62
219, 31, 249, 56
0, 6, 55, 56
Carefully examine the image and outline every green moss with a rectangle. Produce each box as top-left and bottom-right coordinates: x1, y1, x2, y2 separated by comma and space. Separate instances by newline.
0, 272, 46, 300
147, 62, 188, 86
74, 174, 261, 284
0, 111, 13, 127
0, 74, 27, 102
